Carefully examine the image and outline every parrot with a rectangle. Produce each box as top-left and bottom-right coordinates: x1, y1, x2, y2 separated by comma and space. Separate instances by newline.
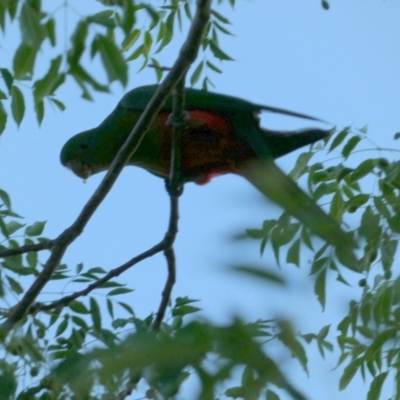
60, 85, 356, 260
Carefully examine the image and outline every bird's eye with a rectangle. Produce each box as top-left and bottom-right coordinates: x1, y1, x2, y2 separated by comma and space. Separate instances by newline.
80, 143, 89, 150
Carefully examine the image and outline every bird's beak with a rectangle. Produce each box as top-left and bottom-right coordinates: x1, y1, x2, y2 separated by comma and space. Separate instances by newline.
67, 160, 92, 179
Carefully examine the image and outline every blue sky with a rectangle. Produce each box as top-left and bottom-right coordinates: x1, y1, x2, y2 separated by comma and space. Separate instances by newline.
1, 1, 400, 399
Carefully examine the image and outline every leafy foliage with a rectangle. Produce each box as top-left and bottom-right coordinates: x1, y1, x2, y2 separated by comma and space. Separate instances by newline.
1, 1, 400, 399
0, 0, 234, 133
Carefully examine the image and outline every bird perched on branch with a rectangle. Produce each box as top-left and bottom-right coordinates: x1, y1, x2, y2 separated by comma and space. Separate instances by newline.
61, 85, 356, 260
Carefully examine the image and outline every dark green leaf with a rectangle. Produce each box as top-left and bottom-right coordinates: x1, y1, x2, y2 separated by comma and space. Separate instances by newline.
90, 297, 102, 333
321, 0, 330, 10
348, 159, 374, 183
314, 268, 326, 309
206, 60, 222, 73
87, 10, 116, 27
33, 56, 63, 101
289, 152, 313, 180
56, 318, 69, 336
69, 301, 89, 314
121, 28, 140, 52
0, 189, 11, 209
20, 2, 45, 48
0, 68, 13, 92
190, 61, 203, 86
286, 238, 300, 267
49, 98, 66, 112
25, 221, 46, 236
266, 389, 280, 400
7, 220, 26, 235
68, 20, 89, 68
26, 251, 38, 269
231, 265, 285, 285
339, 358, 363, 390
11, 86, 25, 126
381, 239, 397, 271
209, 40, 234, 61
367, 372, 388, 400
107, 288, 134, 296
7, 276, 23, 294
126, 44, 144, 61
34, 98, 44, 124
0, 101, 6, 135
225, 386, 245, 398
172, 305, 201, 316
342, 136, 361, 159
13, 44, 37, 80
328, 128, 349, 153
46, 18, 56, 46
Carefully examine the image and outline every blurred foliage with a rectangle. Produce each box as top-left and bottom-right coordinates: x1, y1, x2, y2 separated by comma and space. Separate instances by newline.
0, 0, 235, 131
1, 0, 400, 399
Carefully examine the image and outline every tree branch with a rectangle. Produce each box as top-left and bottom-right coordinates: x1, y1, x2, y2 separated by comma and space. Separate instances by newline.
0, 240, 54, 258
2, 0, 212, 330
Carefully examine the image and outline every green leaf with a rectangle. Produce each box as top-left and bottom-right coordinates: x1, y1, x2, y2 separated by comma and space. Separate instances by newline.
0, 68, 13, 92
286, 238, 300, 267
143, 31, 153, 55
340, 358, 363, 390
321, 0, 330, 10
107, 288, 134, 296
46, 18, 56, 46
87, 10, 116, 28
68, 21, 88, 66
25, 221, 46, 236
56, 318, 69, 336
348, 159, 374, 183
231, 265, 285, 285
206, 60, 222, 73
26, 251, 38, 269
381, 239, 397, 271
209, 40, 234, 61
342, 136, 361, 159
328, 128, 349, 152
35, 99, 44, 124
7, 220, 26, 235
172, 305, 201, 316
126, 44, 144, 61
346, 194, 369, 212
96, 35, 128, 85
33, 56, 63, 101
49, 98, 66, 112
190, 61, 203, 86
7, 276, 23, 294
278, 320, 308, 373
367, 372, 388, 400
225, 386, 245, 398
19, 2, 45, 48
13, 44, 37, 80
314, 268, 327, 309
90, 297, 102, 333
0, 189, 11, 209
289, 152, 313, 180
11, 86, 25, 126
0, 101, 7, 135
121, 29, 140, 52
69, 301, 89, 314
266, 389, 280, 400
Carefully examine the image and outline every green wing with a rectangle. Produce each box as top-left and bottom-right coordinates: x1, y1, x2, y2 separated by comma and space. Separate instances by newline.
120, 85, 323, 122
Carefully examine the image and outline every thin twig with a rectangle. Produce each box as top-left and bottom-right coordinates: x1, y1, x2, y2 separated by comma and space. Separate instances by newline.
0, 240, 54, 258
31, 240, 167, 313
2, 0, 212, 329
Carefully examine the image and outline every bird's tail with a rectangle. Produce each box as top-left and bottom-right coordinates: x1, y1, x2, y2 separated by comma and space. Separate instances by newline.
260, 128, 332, 159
